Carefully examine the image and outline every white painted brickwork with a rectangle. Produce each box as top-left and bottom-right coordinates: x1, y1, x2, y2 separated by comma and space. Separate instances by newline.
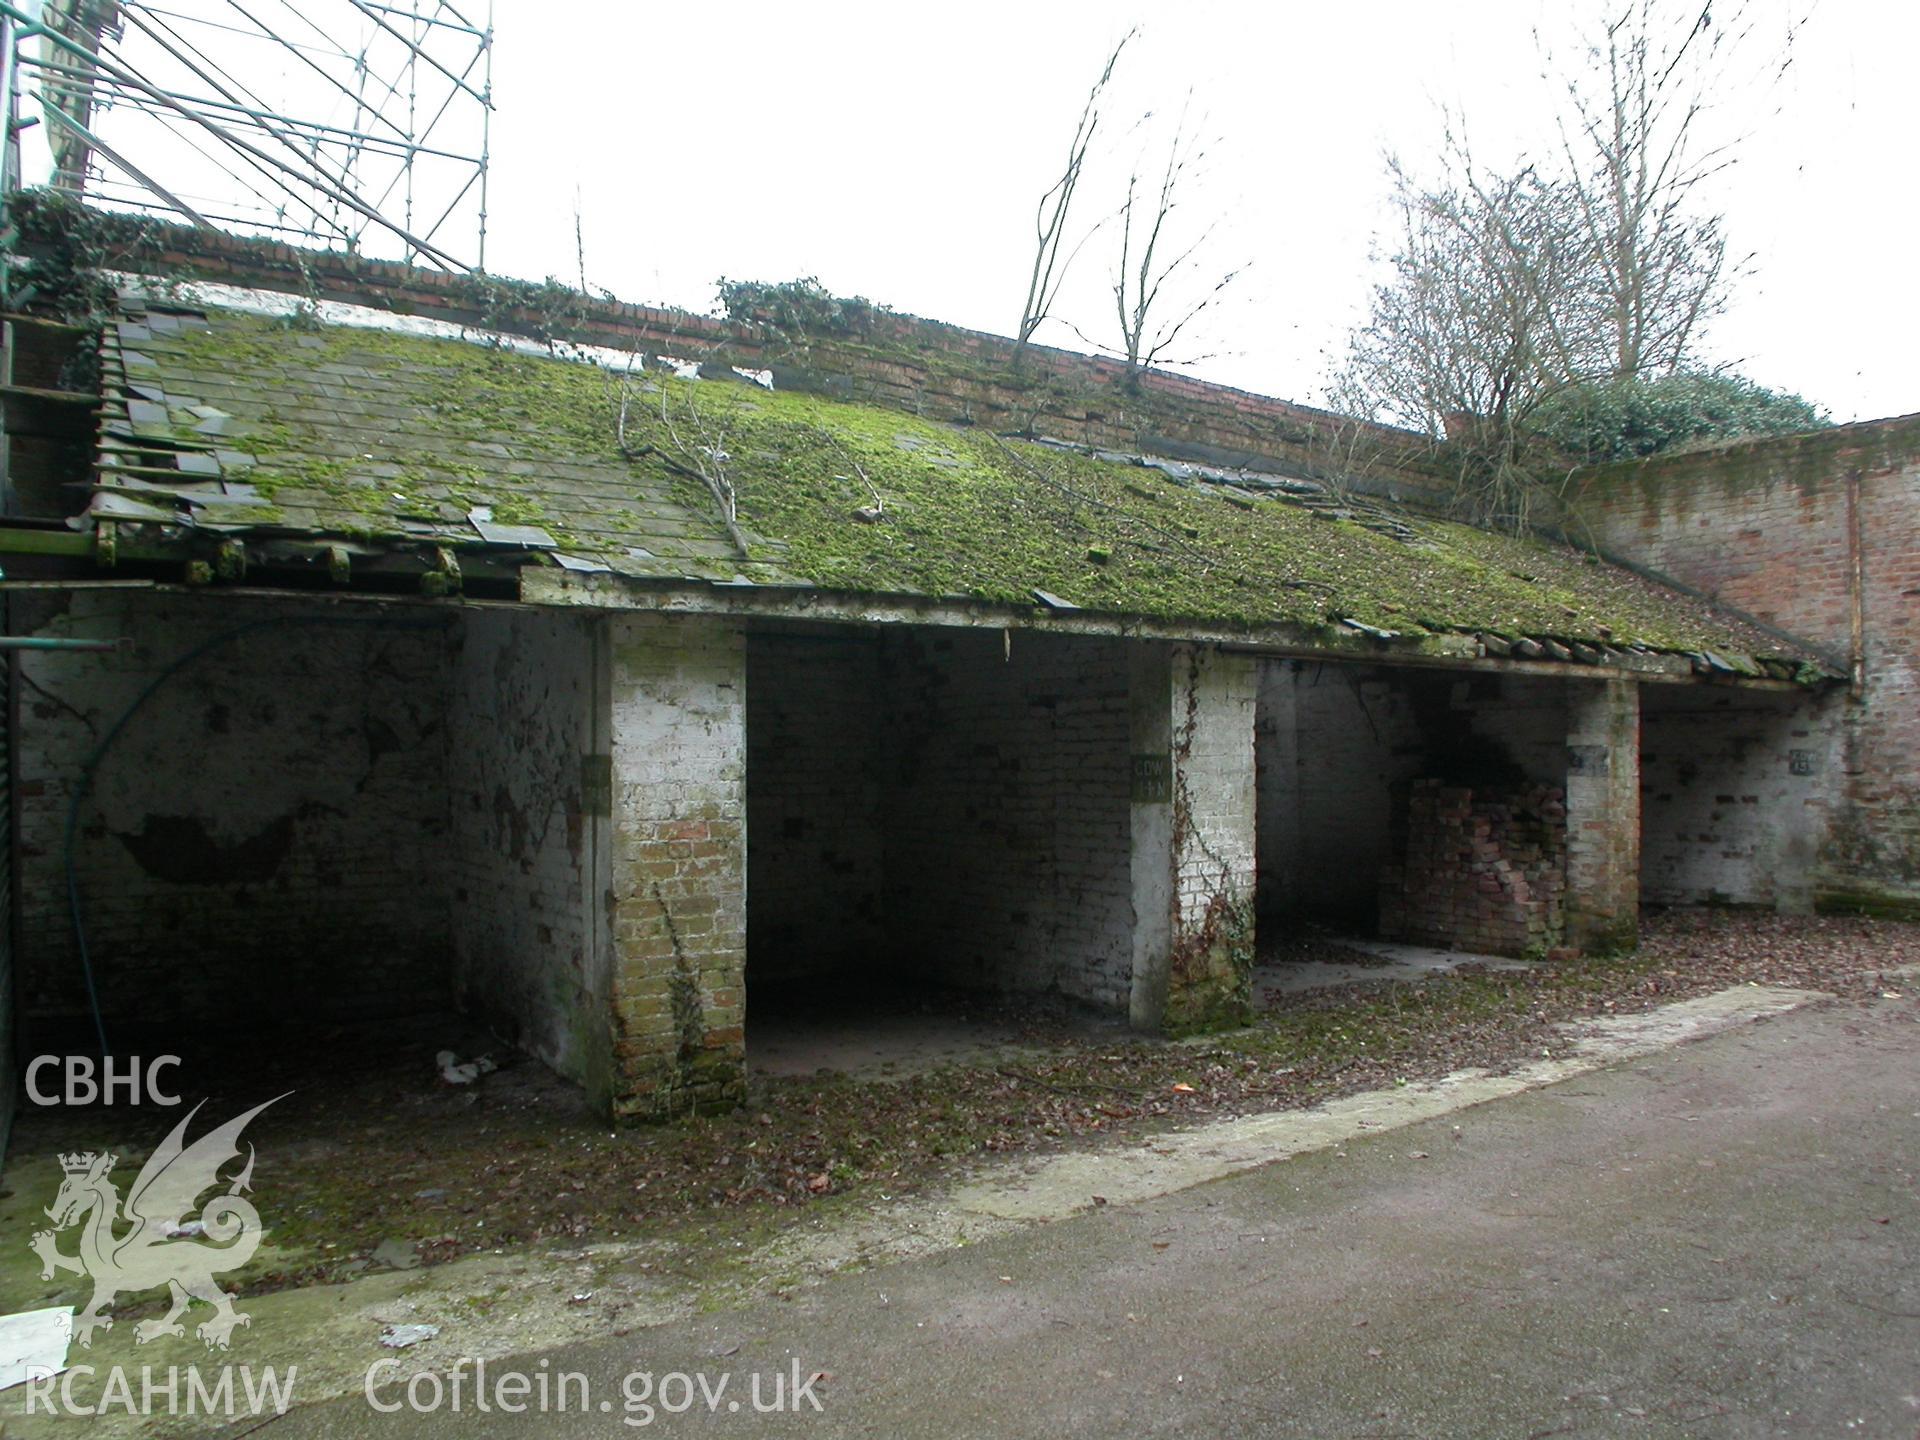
1171, 646, 1257, 930
744, 634, 885, 981
1565, 679, 1642, 949
882, 629, 1134, 1012
606, 615, 749, 1116
1256, 662, 1420, 921
449, 609, 606, 1093
1640, 685, 1834, 912
1255, 662, 1568, 926
14, 590, 452, 1036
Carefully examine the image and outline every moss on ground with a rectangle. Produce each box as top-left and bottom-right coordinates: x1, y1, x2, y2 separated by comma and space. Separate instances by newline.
4, 913, 1907, 1320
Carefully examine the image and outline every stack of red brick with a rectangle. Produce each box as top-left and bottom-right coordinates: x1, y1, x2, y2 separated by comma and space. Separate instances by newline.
1379, 780, 1568, 957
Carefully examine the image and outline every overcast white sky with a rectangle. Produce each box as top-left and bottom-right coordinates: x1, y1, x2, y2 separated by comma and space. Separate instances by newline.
475, 0, 1916, 424
23, 0, 1919, 422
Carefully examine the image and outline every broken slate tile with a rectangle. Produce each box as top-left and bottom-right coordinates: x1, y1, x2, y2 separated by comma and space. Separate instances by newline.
126, 399, 170, 433
471, 515, 558, 548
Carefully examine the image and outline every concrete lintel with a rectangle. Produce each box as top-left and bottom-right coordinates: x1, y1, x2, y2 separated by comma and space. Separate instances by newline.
519, 568, 1768, 688
5, 567, 1815, 694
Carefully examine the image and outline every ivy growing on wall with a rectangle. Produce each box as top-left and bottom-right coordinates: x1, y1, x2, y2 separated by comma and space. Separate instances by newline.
716, 276, 889, 337
1526, 372, 1829, 463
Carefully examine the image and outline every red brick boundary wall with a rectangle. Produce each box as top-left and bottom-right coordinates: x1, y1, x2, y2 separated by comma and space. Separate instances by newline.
1567, 416, 1920, 915
89, 217, 1447, 501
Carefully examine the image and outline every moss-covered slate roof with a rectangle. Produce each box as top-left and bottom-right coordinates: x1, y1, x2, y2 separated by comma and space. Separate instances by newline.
92, 303, 1812, 663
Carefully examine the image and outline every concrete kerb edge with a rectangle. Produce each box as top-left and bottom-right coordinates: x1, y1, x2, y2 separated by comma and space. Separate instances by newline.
946, 982, 1838, 1222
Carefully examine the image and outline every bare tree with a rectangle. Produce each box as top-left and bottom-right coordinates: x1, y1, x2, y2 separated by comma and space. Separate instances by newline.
1109, 102, 1244, 391
1334, 0, 1801, 526
1338, 156, 1590, 439
1550, 0, 1786, 378
1015, 28, 1134, 358
1333, 158, 1592, 529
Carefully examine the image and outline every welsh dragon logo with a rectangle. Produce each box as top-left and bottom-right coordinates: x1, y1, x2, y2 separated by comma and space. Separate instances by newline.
30, 1097, 284, 1350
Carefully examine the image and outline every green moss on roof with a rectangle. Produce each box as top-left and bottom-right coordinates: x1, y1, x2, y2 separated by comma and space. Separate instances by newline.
129, 308, 1801, 657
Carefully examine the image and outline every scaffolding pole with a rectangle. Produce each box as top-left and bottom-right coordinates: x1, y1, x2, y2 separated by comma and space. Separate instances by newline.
6, 0, 491, 271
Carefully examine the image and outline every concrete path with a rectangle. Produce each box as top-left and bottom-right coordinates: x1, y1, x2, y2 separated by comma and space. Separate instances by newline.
256, 986, 1920, 1439
748, 1010, 1036, 1081
1254, 937, 1534, 1001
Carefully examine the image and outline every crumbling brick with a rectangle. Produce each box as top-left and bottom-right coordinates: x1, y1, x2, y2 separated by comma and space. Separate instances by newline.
1379, 780, 1569, 958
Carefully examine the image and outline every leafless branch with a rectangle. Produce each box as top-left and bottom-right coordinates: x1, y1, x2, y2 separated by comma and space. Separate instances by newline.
1016, 29, 1135, 355
655, 381, 752, 559
825, 432, 886, 521
1110, 98, 1244, 388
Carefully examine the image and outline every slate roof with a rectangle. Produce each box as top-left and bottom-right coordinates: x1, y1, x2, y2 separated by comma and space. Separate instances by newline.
84, 298, 1825, 675
95, 299, 746, 579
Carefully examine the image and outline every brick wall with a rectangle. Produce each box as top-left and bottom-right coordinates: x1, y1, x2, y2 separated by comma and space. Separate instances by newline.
448, 609, 608, 1100
1256, 662, 1568, 932
84, 216, 1445, 497
879, 629, 1135, 1012
1639, 685, 1836, 911
1163, 647, 1259, 1031
1256, 662, 1422, 924
13, 590, 454, 1041
743, 633, 886, 983
1565, 679, 1642, 950
1454, 674, 1572, 787
1569, 416, 1920, 913
605, 615, 748, 1119
1170, 649, 1259, 928
1379, 781, 1568, 957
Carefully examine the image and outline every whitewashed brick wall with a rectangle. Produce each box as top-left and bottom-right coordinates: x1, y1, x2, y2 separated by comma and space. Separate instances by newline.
1255, 661, 1421, 922
1171, 646, 1258, 932
1640, 685, 1833, 912
879, 629, 1134, 1011
1255, 662, 1570, 927
744, 634, 885, 981
448, 609, 607, 1096
606, 615, 748, 1118
1566, 678, 1642, 950
13, 590, 453, 1039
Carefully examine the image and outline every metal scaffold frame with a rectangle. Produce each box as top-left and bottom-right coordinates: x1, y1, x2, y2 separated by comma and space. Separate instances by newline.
2, 0, 492, 272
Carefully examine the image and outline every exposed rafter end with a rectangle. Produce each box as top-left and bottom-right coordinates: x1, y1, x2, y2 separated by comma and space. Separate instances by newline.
421, 546, 462, 596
